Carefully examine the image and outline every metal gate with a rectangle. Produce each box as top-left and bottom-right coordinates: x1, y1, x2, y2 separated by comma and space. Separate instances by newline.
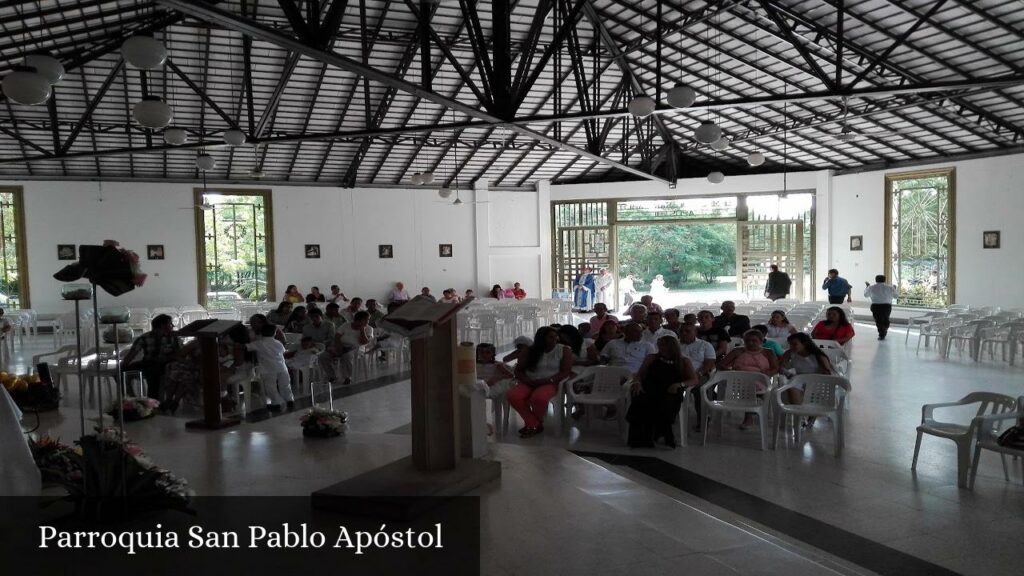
738, 220, 805, 301
552, 202, 611, 300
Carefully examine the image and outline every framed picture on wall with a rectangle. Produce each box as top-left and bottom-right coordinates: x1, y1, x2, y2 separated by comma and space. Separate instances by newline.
147, 245, 165, 260
983, 231, 1000, 249
439, 244, 453, 258
378, 244, 393, 259
305, 244, 321, 258
849, 236, 863, 251
57, 244, 76, 260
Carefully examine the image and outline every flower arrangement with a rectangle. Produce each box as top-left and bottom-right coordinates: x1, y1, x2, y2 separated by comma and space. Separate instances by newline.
29, 436, 82, 485
103, 239, 147, 287
107, 397, 160, 421
299, 407, 348, 438
31, 428, 193, 520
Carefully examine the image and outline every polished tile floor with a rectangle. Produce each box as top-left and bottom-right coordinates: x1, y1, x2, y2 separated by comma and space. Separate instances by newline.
8, 323, 1024, 576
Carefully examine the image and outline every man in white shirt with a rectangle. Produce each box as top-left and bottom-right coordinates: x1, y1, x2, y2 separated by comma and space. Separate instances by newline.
639, 295, 664, 314
601, 323, 656, 373
327, 284, 349, 304
864, 275, 898, 340
388, 282, 410, 305
678, 323, 717, 430
340, 297, 363, 323
640, 311, 676, 346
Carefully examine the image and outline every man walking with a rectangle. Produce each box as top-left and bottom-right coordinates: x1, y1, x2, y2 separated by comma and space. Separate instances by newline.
864, 275, 898, 340
822, 269, 852, 305
764, 264, 792, 301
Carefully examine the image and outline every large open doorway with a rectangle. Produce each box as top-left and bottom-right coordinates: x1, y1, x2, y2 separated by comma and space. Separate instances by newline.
553, 192, 815, 311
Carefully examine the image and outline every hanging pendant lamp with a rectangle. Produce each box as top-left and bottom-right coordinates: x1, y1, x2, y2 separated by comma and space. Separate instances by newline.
694, 121, 722, 145
1, 65, 51, 105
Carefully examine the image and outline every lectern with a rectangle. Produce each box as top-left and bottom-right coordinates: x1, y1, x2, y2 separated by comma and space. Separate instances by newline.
177, 319, 242, 430
312, 299, 501, 518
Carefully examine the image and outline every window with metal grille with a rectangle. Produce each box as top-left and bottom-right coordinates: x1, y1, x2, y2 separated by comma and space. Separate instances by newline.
195, 189, 275, 307
885, 169, 955, 307
0, 187, 28, 309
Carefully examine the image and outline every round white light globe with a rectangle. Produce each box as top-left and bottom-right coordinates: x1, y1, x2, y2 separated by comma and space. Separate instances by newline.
24, 54, 64, 85
707, 171, 725, 184
196, 153, 216, 171
438, 187, 453, 199
411, 173, 425, 185
121, 36, 168, 70
710, 136, 731, 151
694, 121, 722, 145
1, 67, 51, 105
132, 96, 172, 129
627, 95, 656, 117
747, 151, 766, 167
222, 128, 247, 146
666, 84, 696, 108
163, 127, 188, 145
422, 172, 435, 184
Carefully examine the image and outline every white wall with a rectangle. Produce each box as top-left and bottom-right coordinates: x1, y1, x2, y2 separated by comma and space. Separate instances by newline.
831, 153, 1024, 306
7, 180, 541, 313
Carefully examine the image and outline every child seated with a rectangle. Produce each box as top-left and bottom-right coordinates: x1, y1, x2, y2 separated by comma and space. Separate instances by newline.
476, 343, 515, 399
285, 336, 323, 370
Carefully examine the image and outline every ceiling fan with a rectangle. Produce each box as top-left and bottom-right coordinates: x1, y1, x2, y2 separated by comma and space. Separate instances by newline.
178, 170, 216, 211
434, 188, 488, 205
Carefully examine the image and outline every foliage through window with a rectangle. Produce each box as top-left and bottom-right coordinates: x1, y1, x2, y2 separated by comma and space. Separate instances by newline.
0, 188, 28, 308
197, 190, 274, 307
885, 170, 954, 307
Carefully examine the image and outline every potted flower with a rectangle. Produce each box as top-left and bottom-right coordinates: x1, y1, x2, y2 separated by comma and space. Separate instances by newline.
107, 397, 160, 421
299, 407, 348, 438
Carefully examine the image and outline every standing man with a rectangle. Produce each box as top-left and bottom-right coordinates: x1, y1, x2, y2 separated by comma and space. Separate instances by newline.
822, 269, 852, 305
594, 268, 614, 307
764, 264, 792, 301
864, 275, 898, 340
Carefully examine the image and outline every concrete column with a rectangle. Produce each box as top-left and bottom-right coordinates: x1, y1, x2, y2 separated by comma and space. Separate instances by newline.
473, 180, 490, 293
537, 179, 552, 298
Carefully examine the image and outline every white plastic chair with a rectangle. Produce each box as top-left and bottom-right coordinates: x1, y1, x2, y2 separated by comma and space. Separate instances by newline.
912, 392, 1018, 488
945, 319, 994, 360
968, 407, 1024, 489
565, 366, 631, 437
916, 318, 960, 355
700, 371, 772, 450
821, 347, 850, 377
773, 374, 851, 457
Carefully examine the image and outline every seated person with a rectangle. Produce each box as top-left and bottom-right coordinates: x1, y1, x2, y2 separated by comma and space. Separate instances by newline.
557, 324, 585, 360
503, 335, 532, 364
364, 299, 386, 329
679, 323, 717, 429
621, 303, 650, 327
718, 329, 779, 429
324, 302, 346, 328
282, 284, 304, 304
695, 310, 730, 358
248, 313, 285, 344
302, 307, 335, 345
682, 313, 697, 326
577, 322, 594, 352
780, 332, 836, 427
766, 310, 798, 338
266, 301, 293, 327
340, 297, 363, 323
752, 324, 785, 356
589, 302, 618, 334
488, 284, 505, 300
285, 336, 323, 372
511, 282, 527, 300
585, 319, 621, 364
663, 308, 684, 336
810, 307, 855, 345
389, 282, 410, 305
284, 305, 308, 333
601, 322, 656, 373
464, 289, 476, 300
714, 300, 751, 337
322, 311, 373, 385
306, 286, 326, 303
474, 343, 515, 399
639, 295, 663, 314
509, 327, 574, 438
439, 289, 460, 304
412, 287, 436, 303
641, 311, 676, 346
123, 314, 180, 402
327, 284, 348, 304
627, 335, 697, 448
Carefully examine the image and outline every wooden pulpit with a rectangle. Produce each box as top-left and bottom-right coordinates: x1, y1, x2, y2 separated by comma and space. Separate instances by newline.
312, 299, 501, 518
177, 319, 242, 430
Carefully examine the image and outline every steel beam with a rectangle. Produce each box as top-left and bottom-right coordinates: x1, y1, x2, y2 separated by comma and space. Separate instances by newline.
158, 0, 671, 183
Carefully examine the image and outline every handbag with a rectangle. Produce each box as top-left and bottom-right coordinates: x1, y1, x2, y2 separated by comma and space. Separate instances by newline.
996, 425, 1024, 449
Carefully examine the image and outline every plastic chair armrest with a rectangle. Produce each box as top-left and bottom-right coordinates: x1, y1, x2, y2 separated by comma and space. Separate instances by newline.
922, 399, 972, 421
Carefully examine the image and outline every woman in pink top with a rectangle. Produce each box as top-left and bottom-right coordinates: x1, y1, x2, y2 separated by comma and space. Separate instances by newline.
718, 329, 779, 429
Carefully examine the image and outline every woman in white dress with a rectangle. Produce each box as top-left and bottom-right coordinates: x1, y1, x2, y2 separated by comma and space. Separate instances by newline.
594, 268, 614, 306
650, 274, 667, 297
